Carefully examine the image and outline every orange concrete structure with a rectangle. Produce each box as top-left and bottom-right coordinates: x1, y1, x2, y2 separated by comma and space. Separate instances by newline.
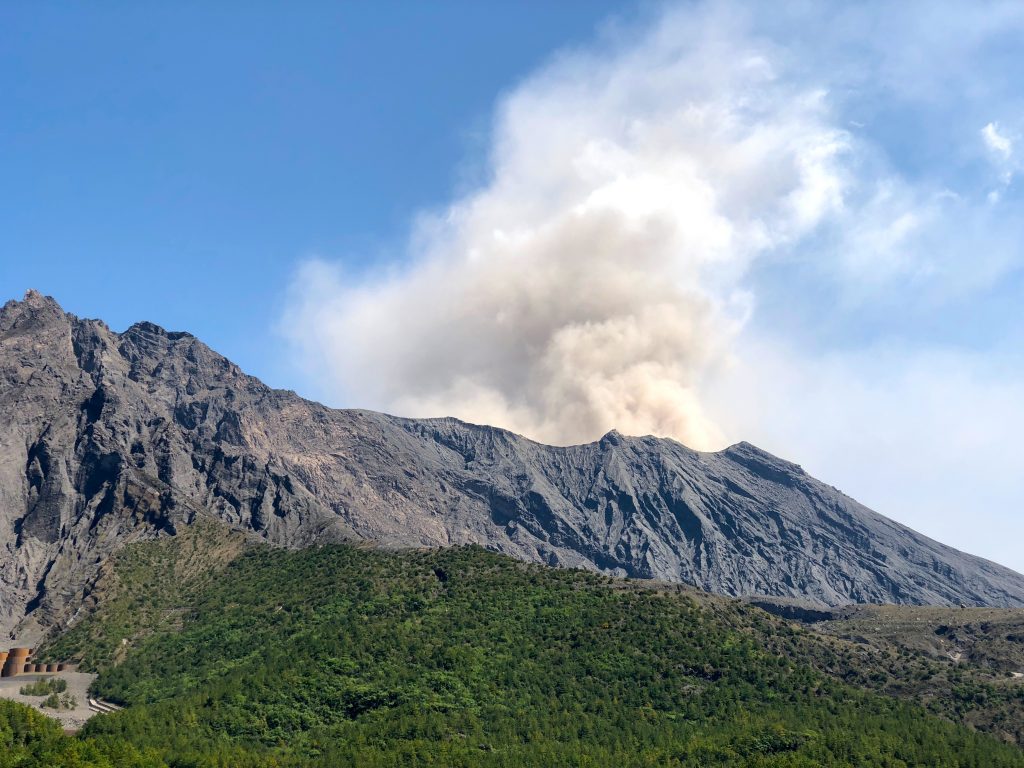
1, 647, 32, 678
0, 647, 72, 677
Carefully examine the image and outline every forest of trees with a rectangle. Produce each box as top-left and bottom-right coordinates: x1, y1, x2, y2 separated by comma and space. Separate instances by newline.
6, 543, 1024, 767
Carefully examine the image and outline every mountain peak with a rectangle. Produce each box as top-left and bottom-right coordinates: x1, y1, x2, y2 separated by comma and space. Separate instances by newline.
3, 292, 1024, 642
1, 289, 68, 333
16, 289, 62, 312
599, 429, 625, 447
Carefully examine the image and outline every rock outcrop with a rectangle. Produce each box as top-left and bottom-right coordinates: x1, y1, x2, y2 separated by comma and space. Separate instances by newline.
3, 290, 1024, 638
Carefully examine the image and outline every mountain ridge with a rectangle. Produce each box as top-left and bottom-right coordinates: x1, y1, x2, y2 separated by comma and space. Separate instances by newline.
3, 290, 1024, 640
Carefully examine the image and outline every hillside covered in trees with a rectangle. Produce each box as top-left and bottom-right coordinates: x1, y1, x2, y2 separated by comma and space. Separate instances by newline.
2, 536, 1021, 766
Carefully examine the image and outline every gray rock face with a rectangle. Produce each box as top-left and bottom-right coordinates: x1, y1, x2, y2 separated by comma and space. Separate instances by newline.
3, 290, 1024, 638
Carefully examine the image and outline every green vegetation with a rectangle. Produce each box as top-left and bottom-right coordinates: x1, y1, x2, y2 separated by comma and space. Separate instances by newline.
40, 692, 76, 710
811, 605, 1024, 743
19, 678, 67, 696
0, 700, 155, 768
13, 543, 1019, 766
43, 518, 247, 672
46, 523, 1024, 751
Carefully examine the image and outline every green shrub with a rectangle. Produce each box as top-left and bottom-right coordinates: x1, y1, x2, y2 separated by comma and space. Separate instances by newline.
17, 678, 66, 697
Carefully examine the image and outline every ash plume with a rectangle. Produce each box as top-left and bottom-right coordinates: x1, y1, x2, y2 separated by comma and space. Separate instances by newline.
284, 4, 849, 448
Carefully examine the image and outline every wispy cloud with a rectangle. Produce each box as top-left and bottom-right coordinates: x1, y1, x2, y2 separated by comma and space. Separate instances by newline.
981, 120, 1019, 201
982, 121, 1013, 158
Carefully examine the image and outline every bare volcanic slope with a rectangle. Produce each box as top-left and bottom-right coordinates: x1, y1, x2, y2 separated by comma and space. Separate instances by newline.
3, 290, 1024, 638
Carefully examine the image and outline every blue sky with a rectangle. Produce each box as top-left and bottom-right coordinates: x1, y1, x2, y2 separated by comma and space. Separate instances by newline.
2, 2, 1023, 572
0, 1, 627, 382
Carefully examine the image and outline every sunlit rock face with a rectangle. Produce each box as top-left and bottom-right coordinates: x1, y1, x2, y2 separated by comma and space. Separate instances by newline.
3, 291, 1023, 640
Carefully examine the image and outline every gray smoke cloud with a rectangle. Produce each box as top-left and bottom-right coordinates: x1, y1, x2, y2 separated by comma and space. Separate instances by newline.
283, 4, 851, 448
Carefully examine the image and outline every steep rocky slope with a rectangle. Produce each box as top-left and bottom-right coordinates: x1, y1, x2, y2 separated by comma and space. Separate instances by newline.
3, 290, 1024, 638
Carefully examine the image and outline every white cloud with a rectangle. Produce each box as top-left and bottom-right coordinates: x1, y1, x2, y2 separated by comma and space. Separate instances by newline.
706, 339, 1024, 572
982, 121, 1013, 158
981, 121, 1020, 200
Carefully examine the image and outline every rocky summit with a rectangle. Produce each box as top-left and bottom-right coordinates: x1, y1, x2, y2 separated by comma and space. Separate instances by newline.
2, 290, 1024, 639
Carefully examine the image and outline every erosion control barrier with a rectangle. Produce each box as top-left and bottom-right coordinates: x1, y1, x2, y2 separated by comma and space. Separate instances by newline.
2, 648, 31, 678
0, 648, 73, 677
